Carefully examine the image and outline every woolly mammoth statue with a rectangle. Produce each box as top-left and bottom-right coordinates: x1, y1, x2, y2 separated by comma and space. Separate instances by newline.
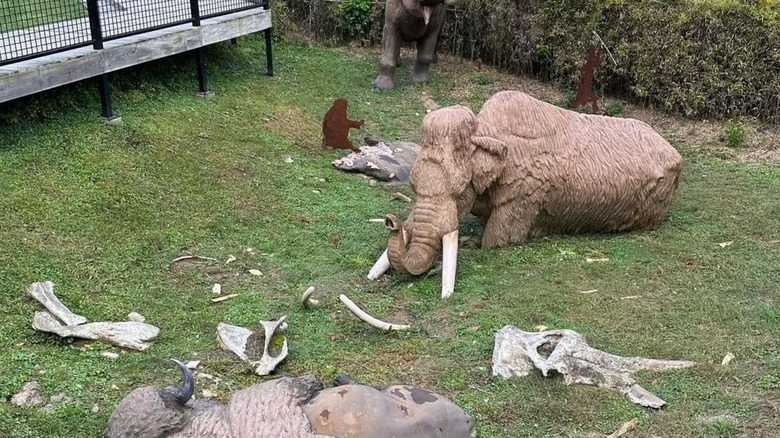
373, 0, 459, 90
367, 91, 683, 298
107, 360, 476, 437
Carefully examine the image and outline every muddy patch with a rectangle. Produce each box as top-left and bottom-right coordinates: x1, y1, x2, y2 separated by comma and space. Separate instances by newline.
420, 307, 455, 340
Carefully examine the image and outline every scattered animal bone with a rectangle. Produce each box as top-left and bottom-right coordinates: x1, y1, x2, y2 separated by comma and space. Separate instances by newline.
392, 192, 412, 203
607, 418, 638, 437
28, 281, 87, 326
216, 316, 289, 376
322, 98, 364, 152
339, 294, 410, 331
491, 326, 695, 408
170, 255, 218, 265
107, 361, 476, 438
210, 293, 238, 303
301, 286, 319, 308
32, 311, 160, 352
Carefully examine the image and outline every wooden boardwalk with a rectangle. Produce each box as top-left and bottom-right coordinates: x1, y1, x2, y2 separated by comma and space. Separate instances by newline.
0, 7, 271, 104
0, 0, 257, 62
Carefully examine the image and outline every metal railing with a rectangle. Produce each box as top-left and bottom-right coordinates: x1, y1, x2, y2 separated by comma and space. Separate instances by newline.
0, 0, 269, 66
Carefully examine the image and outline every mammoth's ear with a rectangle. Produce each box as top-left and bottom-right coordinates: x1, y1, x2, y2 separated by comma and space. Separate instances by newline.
470, 136, 507, 194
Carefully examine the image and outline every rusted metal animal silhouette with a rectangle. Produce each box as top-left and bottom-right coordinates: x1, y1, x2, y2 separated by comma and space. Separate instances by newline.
572, 45, 601, 114
107, 360, 477, 437
322, 99, 364, 153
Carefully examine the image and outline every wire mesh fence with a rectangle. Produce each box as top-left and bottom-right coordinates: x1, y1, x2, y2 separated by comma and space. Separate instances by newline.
0, 0, 267, 66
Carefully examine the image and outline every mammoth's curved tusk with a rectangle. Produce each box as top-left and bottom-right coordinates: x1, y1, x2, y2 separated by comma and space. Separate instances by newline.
441, 229, 459, 299
301, 286, 319, 308
339, 294, 410, 331
367, 249, 390, 280
170, 359, 195, 404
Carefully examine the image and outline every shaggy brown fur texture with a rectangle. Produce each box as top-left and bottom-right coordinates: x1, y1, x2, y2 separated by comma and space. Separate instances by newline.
385, 90, 682, 274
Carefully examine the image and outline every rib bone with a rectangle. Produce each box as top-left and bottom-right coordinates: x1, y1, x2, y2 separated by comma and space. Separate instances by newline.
339, 294, 410, 331
28, 281, 87, 326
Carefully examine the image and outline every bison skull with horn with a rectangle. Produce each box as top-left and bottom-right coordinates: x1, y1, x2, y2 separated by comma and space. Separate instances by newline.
368, 91, 682, 299
107, 360, 476, 438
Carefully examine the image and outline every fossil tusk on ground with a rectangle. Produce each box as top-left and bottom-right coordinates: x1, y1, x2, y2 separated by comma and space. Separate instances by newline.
339, 294, 410, 331
301, 286, 319, 308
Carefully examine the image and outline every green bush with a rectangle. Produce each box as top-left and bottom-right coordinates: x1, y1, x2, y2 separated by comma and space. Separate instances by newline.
603, 100, 623, 117
282, 0, 780, 123
337, 0, 375, 40
723, 119, 746, 148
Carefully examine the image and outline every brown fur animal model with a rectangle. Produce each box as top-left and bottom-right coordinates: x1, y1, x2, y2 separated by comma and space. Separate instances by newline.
107, 360, 476, 438
367, 91, 683, 299
373, 0, 459, 90
322, 99, 364, 152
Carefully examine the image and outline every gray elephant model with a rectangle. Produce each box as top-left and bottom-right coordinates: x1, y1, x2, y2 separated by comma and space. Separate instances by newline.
107, 360, 476, 437
367, 91, 683, 298
373, 0, 459, 90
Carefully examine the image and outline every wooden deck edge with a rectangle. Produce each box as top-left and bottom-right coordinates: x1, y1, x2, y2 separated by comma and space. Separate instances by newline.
0, 9, 271, 104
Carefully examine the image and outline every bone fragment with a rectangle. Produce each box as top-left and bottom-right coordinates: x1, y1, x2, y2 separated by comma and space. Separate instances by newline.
301, 286, 319, 308
211, 293, 239, 303
607, 418, 638, 438
171, 255, 218, 264
491, 326, 694, 408
32, 311, 159, 351
339, 294, 410, 331
28, 281, 87, 326
217, 316, 289, 376
392, 192, 412, 203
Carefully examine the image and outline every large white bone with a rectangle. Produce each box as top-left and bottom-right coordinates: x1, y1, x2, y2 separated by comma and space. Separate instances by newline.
28, 281, 87, 326
492, 326, 695, 408
440, 230, 458, 299
339, 294, 410, 331
217, 316, 289, 376
32, 311, 159, 351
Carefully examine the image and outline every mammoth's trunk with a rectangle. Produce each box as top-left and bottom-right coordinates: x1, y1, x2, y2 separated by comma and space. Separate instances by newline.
384, 203, 460, 298
385, 214, 435, 276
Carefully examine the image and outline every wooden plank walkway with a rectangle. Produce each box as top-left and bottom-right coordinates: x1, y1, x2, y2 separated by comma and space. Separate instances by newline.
0, 0, 257, 62
0, 7, 271, 103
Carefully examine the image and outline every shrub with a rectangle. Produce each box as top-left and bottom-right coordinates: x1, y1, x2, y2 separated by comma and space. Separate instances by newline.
603, 100, 623, 117
337, 0, 375, 41
723, 119, 745, 148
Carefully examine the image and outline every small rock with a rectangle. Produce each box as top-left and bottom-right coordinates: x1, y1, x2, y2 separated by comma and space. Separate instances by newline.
197, 372, 214, 380
91, 404, 100, 413
101, 352, 119, 360
248, 269, 263, 276
202, 389, 216, 398
212, 283, 222, 295
127, 312, 146, 323
186, 360, 200, 369
283, 156, 294, 164
721, 352, 735, 366
312, 189, 321, 194
42, 393, 72, 413
368, 179, 377, 187
11, 381, 45, 408
111, 384, 119, 390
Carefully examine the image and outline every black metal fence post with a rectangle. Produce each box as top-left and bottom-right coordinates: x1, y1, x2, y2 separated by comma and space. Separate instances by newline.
263, 0, 274, 76
190, 0, 213, 97
87, 0, 119, 121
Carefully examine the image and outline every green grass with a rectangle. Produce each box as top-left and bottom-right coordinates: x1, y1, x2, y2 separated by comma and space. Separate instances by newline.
0, 0, 86, 32
1, 38, 779, 437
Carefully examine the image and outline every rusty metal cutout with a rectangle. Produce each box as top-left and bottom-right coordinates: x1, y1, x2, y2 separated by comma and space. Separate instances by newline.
572, 45, 600, 114
322, 98, 365, 152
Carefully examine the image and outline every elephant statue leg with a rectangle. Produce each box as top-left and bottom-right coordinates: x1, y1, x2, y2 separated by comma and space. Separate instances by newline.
481, 203, 538, 249
373, 21, 401, 91
411, 24, 442, 84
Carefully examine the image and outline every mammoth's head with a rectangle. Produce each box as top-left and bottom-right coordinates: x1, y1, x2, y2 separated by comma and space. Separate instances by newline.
107, 360, 195, 438
375, 104, 507, 298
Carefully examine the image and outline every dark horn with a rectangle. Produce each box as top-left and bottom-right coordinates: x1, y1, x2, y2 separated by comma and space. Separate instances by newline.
170, 359, 195, 404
